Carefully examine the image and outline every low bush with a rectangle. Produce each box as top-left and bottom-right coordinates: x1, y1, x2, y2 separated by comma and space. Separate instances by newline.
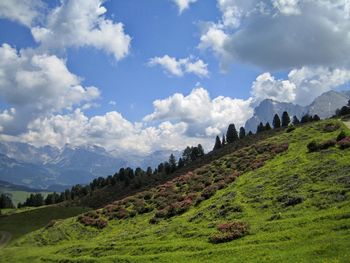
277, 195, 303, 207
209, 221, 249, 244
201, 185, 218, 200
337, 137, 350, 149
307, 141, 319, 152
78, 212, 108, 229
323, 123, 340, 132
319, 140, 336, 150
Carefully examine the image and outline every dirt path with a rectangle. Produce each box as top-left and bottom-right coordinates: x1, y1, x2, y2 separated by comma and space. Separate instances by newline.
0, 231, 12, 249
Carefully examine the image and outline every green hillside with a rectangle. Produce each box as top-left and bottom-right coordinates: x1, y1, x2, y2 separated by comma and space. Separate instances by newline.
1, 119, 350, 262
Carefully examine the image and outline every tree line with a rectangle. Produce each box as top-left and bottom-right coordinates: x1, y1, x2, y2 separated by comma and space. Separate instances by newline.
213, 111, 320, 150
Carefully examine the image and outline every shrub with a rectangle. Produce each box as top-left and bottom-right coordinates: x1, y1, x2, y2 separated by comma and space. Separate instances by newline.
201, 185, 218, 200
319, 140, 336, 150
209, 221, 249, 244
323, 123, 340, 132
277, 195, 303, 207
78, 212, 108, 229
307, 141, 319, 152
337, 131, 347, 142
337, 137, 350, 149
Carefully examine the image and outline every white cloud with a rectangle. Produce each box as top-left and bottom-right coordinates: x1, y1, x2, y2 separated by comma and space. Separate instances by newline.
0, 0, 44, 27
251, 72, 296, 103
198, 23, 231, 71
148, 55, 209, 77
144, 87, 253, 137
172, 0, 198, 14
272, 0, 301, 15
0, 87, 253, 155
0, 44, 100, 134
31, 0, 131, 61
200, 0, 350, 70
251, 67, 350, 106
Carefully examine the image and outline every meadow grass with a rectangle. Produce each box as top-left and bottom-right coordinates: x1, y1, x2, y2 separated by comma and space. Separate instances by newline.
1, 119, 350, 262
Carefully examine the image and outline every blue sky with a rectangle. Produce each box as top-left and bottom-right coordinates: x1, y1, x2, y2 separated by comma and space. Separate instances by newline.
0, 0, 349, 155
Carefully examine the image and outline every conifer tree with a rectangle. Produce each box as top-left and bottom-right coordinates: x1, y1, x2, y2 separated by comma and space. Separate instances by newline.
169, 154, 177, 172
239, 127, 246, 139
273, 114, 281, 129
257, 122, 265, 133
226, 124, 238, 143
292, 116, 300, 125
265, 122, 272, 130
281, 111, 290, 127
213, 135, 222, 150
313, 114, 320, 121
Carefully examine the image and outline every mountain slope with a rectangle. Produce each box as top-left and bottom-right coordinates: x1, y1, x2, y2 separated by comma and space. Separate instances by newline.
308, 90, 349, 119
1, 119, 350, 262
245, 99, 307, 132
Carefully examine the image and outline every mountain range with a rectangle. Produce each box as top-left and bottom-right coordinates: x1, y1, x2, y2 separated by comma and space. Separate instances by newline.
245, 90, 350, 132
0, 141, 178, 191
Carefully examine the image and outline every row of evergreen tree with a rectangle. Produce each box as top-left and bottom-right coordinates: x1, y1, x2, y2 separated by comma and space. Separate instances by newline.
213, 111, 320, 150
16, 144, 206, 208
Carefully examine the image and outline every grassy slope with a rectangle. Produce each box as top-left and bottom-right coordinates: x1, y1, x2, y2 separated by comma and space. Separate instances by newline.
0, 206, 90, 242
1, 120, 350, 262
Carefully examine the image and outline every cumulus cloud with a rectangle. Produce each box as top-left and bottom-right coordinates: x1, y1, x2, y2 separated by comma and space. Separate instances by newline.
148, 55, 209, 77
14, 109, 204, 155
251, 67, 350, 106
11, 87, 253, 154
30, 0, 131, 60
172, 0, 198, 14
251, 72, 296, 103
200, 0, 350, 70
0, 0, 45, 27
0, 44, 100, 134
144, 87, 253, 137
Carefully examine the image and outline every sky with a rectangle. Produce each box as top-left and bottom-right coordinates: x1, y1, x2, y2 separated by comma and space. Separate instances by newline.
0, 0, 350, 156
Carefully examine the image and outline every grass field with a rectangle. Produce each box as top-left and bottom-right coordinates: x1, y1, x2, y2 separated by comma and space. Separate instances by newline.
0, 120, 350, 262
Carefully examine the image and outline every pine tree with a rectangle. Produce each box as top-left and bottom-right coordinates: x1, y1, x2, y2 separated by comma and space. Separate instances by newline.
248, 131, 253, 136
273, 114, 281, 129
312, 114, 320, 121
281, 111, 290, 127
256, 122, 265, 133
178, 158, 184, 169
226, 124, 238, 143
169, 154, 177, 172
239, 127, 246, 139
265, 122, 272, 130
0, 194, 14, 209
197, 144, 205, 156
213, 135, 222, 150
292, 116, 300, 125
301, 114, 312, 123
